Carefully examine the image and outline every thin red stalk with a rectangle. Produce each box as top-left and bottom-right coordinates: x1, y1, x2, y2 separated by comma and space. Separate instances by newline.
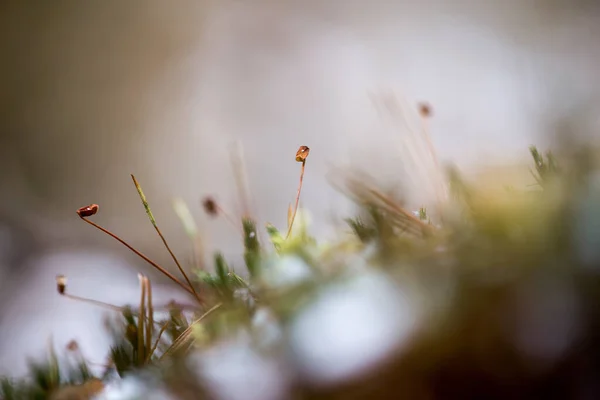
151, 216, 202, 301
61, 292, 187, 326
80, 217, 194, 296
63, 293, 123, 312
286, 161, 306, 239
418, 114, 445, 219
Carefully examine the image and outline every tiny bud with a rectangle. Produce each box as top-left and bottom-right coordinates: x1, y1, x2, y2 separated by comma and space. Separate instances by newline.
418, 102, 433, 118
295, 146, 310, 162
202, 197, 219, 217
66, 340, 79, 352
56, 275, 67, 294
77, 204, 99, 218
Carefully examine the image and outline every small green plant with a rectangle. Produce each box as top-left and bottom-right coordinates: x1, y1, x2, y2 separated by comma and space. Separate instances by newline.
6, 138, 600, 400
1, 145, 316, 396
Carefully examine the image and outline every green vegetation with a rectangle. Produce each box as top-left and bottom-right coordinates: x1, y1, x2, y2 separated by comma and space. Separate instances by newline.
2, 143, 599, 399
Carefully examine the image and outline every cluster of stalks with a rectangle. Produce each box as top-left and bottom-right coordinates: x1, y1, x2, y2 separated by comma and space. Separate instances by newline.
53, 145, 312, 374
6, 95, 595, 399
47, 99, 443, 390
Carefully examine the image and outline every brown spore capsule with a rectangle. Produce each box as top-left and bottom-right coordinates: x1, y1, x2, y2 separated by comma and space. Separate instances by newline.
295, 146, 310, 162
66, 340, 79, 352
418, 102, 433, 118
56, 274, 67, 294
202, 197, 219, 217
77, 204, 99, 218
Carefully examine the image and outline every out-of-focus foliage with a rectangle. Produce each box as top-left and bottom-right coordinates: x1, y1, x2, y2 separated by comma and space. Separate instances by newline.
0, 342, 102, 400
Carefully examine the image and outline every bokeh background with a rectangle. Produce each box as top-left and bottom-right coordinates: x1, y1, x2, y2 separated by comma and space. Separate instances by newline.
1, 0, 600, 378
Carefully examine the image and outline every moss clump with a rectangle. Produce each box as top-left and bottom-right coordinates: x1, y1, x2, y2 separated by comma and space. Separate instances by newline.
3, 144, 600, 400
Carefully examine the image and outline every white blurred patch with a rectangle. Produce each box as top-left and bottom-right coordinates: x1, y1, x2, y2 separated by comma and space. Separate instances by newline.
94, 375, 174, 400
288, 271, 419, 386
191, 336, 289, 400
261, 255, 314, 289
252, 307, 283, 349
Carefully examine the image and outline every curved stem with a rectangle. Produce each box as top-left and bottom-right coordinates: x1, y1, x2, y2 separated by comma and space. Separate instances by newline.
80, 217, 194, 296
62, 293, 164, 327
286, 161, 306, 239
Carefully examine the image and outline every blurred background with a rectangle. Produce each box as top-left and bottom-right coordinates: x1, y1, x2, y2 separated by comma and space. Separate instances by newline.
1, 0, 600, 380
